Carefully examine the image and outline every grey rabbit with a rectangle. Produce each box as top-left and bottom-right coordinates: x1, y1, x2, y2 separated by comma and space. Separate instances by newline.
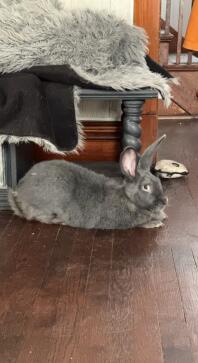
9, 135, 168, 229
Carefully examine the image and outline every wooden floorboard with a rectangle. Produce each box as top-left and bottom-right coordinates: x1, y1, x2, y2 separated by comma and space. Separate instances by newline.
1, 119, 198, 362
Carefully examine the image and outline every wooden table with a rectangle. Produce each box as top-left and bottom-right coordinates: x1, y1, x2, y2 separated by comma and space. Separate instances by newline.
79, 88, 158, 152
0, 87, 158, 209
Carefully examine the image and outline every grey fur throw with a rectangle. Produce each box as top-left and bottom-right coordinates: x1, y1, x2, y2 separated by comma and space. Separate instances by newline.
0, 0, 173, 105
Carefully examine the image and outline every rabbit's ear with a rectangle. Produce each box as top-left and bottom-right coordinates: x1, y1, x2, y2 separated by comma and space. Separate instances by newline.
138, 134, 166, 171
119, 147, 137, 178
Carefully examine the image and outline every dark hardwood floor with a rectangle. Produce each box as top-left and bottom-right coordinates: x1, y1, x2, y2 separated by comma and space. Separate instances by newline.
1, 119, 198, 363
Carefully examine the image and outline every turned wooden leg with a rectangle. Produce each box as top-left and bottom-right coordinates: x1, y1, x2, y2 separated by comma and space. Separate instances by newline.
121, 99, 145, 153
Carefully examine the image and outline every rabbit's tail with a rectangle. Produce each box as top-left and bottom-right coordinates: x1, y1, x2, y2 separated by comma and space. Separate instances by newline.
8, 189, 24, 218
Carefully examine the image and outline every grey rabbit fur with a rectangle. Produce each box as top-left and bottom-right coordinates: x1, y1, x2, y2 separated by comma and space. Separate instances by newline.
9, 135, 168, 229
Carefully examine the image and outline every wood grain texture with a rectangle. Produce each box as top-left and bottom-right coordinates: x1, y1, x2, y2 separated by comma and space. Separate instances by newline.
169, 71, 198, 116
158, 68, 198, 117
158, 99, 187, 117
134, 0, 160, 144
33, 115, 157, 162
0, 222, 61, 363
33, 122, 121, 162
134, 0, 160, 60
1, 119, 198, 361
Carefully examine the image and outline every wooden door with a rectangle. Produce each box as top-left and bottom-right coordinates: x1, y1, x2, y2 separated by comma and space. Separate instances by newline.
34, 0, 160, 162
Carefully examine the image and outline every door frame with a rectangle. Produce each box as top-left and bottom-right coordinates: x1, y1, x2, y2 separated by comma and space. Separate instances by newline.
134, 0, 160, 152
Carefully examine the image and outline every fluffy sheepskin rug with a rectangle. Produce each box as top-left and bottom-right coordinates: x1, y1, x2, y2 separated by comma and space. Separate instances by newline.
0, 0, 173, 106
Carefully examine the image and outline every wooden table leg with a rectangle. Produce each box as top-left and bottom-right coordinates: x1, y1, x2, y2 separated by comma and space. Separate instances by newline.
121, 99, 145, 153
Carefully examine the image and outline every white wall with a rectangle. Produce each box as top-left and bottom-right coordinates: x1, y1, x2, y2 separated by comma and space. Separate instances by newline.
62, 0, 134, 121
62, 0, 134, 24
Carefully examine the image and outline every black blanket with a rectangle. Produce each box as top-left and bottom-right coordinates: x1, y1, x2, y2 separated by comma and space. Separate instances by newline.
0, 56, 172, 153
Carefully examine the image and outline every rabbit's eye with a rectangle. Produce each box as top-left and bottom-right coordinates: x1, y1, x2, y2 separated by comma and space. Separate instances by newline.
142, 184, 151, 193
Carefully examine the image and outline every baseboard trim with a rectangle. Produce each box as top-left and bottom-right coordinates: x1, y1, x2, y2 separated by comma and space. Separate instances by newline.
159, 115, 198, 121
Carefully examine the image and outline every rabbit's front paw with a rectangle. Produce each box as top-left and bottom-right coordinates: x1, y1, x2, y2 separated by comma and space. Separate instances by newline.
140, 221, 164, 229
152, 209, 167, 222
